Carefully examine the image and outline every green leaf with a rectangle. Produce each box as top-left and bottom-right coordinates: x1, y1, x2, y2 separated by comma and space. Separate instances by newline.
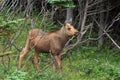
46, 0, 75, 8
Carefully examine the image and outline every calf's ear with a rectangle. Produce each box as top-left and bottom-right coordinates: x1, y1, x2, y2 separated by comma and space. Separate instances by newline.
64, 22, 70, 27
64, 22, 67, 26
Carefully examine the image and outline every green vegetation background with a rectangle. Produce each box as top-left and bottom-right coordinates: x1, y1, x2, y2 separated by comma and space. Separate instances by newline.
0, 11, 120, 80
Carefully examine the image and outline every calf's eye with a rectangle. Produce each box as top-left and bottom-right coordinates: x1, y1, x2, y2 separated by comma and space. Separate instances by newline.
67, 28, 71, 30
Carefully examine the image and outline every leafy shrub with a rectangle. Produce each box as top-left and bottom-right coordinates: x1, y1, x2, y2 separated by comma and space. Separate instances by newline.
6, 69, 29, 80
32, 72, 62, 80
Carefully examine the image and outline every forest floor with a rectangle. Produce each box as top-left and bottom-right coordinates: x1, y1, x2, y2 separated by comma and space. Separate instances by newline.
0, 46, 120, 80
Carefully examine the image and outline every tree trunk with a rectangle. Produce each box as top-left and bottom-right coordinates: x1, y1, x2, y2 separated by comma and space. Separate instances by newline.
65, 8, 73, 57
98, 3, 104, 48
98, 24, 104, 47
66, 8, 73, 24
25, 0, 34, 17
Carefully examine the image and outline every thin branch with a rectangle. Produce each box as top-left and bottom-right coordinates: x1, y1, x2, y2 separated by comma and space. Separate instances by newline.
92, 17, 120, 49
88, 3, 120, 16
88, 0, 104, 8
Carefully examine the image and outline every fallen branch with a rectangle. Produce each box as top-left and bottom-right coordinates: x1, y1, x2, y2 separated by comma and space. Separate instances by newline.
0, 51, 11, 57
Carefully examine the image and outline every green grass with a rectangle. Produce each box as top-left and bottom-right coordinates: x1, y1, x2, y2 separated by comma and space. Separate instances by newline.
0, 47, 119, 80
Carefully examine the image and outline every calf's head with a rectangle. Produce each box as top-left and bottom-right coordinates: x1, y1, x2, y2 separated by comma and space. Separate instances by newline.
63, 23, 78, 36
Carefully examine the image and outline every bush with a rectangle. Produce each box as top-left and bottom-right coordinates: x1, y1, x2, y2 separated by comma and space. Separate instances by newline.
6, 69, 29, 80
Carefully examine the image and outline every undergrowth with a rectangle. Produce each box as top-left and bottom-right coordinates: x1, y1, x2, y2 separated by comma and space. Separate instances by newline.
0, 47, 119, 80
0, 11, 120, 80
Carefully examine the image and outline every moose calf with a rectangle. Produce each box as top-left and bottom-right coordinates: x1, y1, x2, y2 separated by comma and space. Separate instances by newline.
18, 23, 78, 72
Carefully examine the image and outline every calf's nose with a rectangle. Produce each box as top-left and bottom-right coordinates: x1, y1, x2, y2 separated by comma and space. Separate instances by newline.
75, 30, 79, 34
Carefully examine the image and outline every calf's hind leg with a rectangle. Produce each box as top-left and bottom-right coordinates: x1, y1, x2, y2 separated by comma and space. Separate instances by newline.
18, 39, 30, 69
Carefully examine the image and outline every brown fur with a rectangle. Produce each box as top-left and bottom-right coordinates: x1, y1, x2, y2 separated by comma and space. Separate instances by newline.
18, 23, 78, 72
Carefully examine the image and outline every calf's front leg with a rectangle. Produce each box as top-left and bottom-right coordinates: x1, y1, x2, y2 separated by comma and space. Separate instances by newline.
53, 54, 62, 72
